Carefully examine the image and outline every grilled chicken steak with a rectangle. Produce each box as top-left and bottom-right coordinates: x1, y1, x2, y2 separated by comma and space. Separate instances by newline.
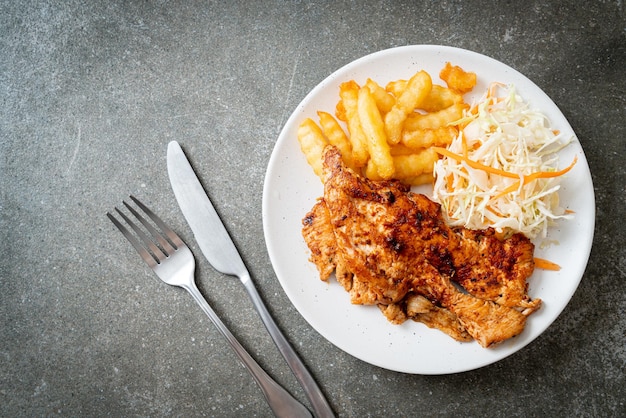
302, 146, 541, 347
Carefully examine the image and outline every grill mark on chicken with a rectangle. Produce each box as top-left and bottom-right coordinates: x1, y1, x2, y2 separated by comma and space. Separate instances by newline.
302, 146, 542, 347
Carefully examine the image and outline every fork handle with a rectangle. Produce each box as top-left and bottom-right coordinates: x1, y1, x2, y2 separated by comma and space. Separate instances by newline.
183, 282, 312, 418
240, 273, 336, 418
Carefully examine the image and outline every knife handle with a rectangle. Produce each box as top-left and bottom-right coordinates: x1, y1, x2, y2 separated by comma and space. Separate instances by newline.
240, 273, 336, 418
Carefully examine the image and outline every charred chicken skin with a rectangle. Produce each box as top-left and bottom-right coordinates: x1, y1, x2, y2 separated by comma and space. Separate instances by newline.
302, 146, 541, 347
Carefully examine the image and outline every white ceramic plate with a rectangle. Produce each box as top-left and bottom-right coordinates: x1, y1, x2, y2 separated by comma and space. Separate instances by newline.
262, 45, 595, 374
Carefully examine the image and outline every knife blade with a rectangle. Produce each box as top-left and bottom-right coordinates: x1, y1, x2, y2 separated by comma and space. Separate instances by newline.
166, 142, 246, 279
167, 141, 335, 418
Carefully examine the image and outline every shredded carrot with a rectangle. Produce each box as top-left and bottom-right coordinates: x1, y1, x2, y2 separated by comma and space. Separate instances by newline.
433, 147, 519, 178
461, 134, 468, 157
487, 81, 506, 99
486, 205, 505, 217
445, 174, 454, 192
534, 257, 561, 271
434, 147, 578, 187
492, 156, 578, 200
520, 156, 578, 183
493, 182, 521, 200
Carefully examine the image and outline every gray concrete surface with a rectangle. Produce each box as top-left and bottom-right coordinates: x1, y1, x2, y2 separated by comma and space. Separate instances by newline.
2, 1, 624, 417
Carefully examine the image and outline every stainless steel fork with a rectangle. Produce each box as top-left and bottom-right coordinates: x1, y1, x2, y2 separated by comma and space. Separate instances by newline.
107, 196, 311, 418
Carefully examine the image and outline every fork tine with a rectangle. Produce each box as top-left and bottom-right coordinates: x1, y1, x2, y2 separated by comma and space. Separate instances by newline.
115, 205, 168, 264
123, 199, 176, 256
130, 195, 185, 248
107, 211, 159, 268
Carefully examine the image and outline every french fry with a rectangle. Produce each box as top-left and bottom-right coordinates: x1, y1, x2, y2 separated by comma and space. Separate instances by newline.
364, 158, 383, 181
439, 62, 477, 94
366, 157, 435, 185
364, 78, 395, 114
392, 148, 439, 179
357, 87, 394, 179
317, 111, 355, 170
384, 70, 433, 144
339, 81, 369, 167
404, 103, 466, 131
388, 82, 464, 112
420, 85, 464, 112
389, 143, 420, 156
401, 126, 458, 149
335, 100, 347, 122
297, 118, 329, 179
385, 79, 407, 97
402, 173, 435, 186
297, 63, 477, 185
388, 82, 463, 112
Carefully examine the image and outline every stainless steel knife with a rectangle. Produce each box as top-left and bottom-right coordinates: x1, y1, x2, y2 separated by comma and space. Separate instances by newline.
167, 141, 334, 418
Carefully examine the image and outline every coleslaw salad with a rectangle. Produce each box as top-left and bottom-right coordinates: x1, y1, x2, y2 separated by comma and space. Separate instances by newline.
432, 83, 576, 240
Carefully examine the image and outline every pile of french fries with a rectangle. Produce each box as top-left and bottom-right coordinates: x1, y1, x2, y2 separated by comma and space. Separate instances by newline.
297, 62, 477, 185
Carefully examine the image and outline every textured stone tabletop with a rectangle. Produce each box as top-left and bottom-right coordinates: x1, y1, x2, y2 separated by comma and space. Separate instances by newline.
2, 1, 624, 417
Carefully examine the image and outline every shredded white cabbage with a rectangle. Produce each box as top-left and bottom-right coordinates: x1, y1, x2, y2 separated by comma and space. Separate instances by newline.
432, 83, 575, 239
